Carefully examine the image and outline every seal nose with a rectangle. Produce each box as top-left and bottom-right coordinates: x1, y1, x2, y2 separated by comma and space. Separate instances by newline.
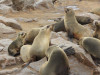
47, 25, 50, 28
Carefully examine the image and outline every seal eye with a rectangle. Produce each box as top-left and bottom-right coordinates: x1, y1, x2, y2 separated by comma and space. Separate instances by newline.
67, 8, 71, 12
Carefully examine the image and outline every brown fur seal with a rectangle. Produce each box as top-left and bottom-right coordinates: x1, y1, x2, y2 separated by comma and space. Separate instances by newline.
80, 37, 100, 58
93, 21, 100, 39
8, 31, 26, 57
40, 45, 70, 75
64, 8, 92, 39
24, 28, 40, 45
20, 25, 53, 63
91, 8, 100, 16
53, 16, 93, 32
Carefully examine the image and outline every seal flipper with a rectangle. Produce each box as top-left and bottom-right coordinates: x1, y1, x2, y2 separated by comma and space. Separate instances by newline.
67, 30, 74, 42
60, 46, 75, 56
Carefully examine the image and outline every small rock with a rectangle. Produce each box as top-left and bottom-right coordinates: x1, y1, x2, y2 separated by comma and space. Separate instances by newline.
0, 39, 12, 51
0, 68, 19, 75
12, 0, 35, 11
0, 4, 12, 14
66, 5, 79, 10
0, 0, 12, 5
51, 31, 68, 40
69, 56, 93, 75
0, 16, 22, 30
15, 17, 38, 23
0, 46, 4, 51
34, 0, 54, 9
0, 23, 16, 34
77, 12, 100, 20
0, 39, 12, 47
16, 57, 46, 75
0, 54, 23, 68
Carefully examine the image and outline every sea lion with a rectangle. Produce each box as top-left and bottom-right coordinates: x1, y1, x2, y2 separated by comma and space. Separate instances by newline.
53, 16, 93, 32
20, 25, 53, 63
91, 8, 100, 16
40, 45, 70, 75
80, 37, 100, 58
93, 21, 100, 39
24, 28, 40, 45
64, 8, 92, 39
8, 31, 26, 57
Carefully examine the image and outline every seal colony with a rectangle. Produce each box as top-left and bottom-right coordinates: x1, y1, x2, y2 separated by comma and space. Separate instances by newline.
7, 3, 100, 74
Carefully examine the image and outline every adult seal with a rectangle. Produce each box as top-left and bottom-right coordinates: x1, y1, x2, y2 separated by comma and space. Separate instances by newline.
40, 45, 70, 75
20, 25, 54, 63
64, 8, 92, 39
80, 37, 100, 58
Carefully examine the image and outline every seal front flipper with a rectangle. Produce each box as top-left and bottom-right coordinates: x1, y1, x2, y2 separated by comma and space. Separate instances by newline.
67, 30, 74, 42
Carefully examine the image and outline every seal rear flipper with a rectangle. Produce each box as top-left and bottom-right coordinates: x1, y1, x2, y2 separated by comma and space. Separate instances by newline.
21, 59, 33, 70
63, 46, 75, 56
13, 52, 20, 57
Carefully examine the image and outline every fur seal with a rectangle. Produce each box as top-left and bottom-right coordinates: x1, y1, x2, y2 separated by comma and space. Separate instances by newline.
8, 31, 26, 57
64, 8, 92, 39
53, 16, 93, 32
40, 45, 70, 75
93, 21, 100, 39
91, 8, 100, 16
80, 37, 100, 58
20, 25, 53, 63
24, 28, 40, 45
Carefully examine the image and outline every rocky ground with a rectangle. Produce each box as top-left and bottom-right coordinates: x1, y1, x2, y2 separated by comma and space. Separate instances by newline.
0, 0, 100, 75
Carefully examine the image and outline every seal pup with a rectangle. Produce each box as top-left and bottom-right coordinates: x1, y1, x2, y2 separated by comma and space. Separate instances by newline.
20, 25, 53, 63
80, 37, 100, 58
40, 45, 70, 75
64, 8, 92, 39
8, 31, 26, 57
24, 28, 40, 45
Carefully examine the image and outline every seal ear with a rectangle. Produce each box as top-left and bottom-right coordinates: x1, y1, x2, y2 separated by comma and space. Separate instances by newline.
95, 21, 98, 25
50, 24, 54, 31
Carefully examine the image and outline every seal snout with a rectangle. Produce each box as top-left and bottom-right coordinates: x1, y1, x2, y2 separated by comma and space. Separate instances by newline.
64, 8, 70, 13
47, 25, 50, 28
